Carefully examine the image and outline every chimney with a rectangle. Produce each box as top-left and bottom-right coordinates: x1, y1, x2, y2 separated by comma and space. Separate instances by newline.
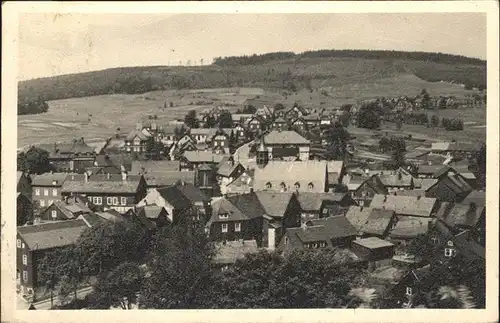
122, 171, 128, 181
84, 172, 89, 182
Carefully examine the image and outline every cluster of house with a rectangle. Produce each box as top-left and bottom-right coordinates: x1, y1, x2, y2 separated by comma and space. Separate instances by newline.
16, 98, 485, 307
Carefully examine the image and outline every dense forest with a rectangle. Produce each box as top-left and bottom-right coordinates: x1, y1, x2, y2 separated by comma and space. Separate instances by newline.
18, 49, 486, 115
213, 49, 486, 66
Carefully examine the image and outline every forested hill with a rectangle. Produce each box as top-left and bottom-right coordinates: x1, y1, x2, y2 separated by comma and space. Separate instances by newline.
212, 49, 486, 66
18, 49, 486, 115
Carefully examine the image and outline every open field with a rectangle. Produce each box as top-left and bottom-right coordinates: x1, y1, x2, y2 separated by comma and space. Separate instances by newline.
18, 72, 485, 149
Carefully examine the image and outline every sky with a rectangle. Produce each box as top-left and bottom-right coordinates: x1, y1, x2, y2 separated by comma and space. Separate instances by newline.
18, 13, 487, 81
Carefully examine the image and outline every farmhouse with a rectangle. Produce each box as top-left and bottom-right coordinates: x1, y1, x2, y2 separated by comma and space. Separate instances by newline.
61, 173, 147, 213
278, 216, 358, 253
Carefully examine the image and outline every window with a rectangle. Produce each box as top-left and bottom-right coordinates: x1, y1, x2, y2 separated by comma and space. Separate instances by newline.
235, 222, 241, 232
52, 189, 58, 196
320, 242, 326, 248
40, 200, 45, 207
294, 182, 300, 190
447, 241, 454, 247
113, 197, 119, 205
121, 197, 127, 206
94, 197, 102, 205
44, 189, 49, 196
280, 182, 286, 192
107, 197, 113, 205
221, 223, 228, 233
221, 141, 225, 147
22, 243, 25, 249
35, 189, 40, 196
265, 182, 272, 189
284, 236, 289, 245
444, 248, 455, 257
406, 287, 413, 296
308, 182, 314, 191
23, 271, 28, 282
22, 254, 27, 265
17, 239, 21, 248
219, 213, 229, 220
51, 210, 57, 219
313, 243, 318, 248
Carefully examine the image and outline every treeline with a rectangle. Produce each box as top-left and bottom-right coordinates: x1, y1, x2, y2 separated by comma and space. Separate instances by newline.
214, 49, 486, 66
18, 95, 49, 115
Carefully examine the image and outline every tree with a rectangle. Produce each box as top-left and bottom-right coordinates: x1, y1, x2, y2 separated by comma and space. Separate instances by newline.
145, 140, 165, 160
389, 137, 406, 168
357, 103, 381, 129
88, 262, 144, 310
74, 221, 149, 276
430, 115, 439, 128
218, 111, 233, 128
140, 215, 214, 309
174, 125, 187, 138
184, 110, 199, 128
204, 115, 217, 128
17, 147, 53, 174
324, 122, 350, 160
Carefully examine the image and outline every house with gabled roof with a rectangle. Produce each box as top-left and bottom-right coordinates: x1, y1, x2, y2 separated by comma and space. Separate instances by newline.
212, 240, 261, 271
378, 172, 414, 193
296, 192, 357, 223
231, 113, 253, 127
284, 104, 308, 120
370, 194, 439, 218
425, 171, 472, 203
244, 115, 265, 133
351, 237, 396, 262
435, 201, 485, 246
461, 190, 485, 207
389, 216, 435, 242
259, 130, 311, 161
180, 151, 228, 171
61, 172, 147, 214
124, 129, 152, 154
31, 173, 70, 210
223, 170, 254, 196
350, 175, 388, 206
39, 199, 91, 222
271, 117, 288, 131
278, 216, 358, 253
16, 219, 92, 294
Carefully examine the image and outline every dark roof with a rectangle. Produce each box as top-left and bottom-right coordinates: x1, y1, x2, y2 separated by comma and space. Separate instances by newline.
17, 220, 90, 250
295, 192, 349, 211
157, 186, 193, 209
77, 213, 102, 227
217, 161, 244, 178
31, 173, 69, 187
432, 165, 453, 179
452, 231, 485, 260
417, 164, 448, 176
436, 202, 485, 228
427, 173, 472, 196
357, 175, 388, 195
210, 193, 267, 223
135, 205, 167, 220
359, 209, 396, 236
175, 182, 211, 203
370, 194, 437, 217
287, 216, 357, 245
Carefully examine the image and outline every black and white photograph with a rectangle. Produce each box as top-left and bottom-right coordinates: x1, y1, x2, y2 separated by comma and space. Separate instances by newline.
1, 1, 499, 322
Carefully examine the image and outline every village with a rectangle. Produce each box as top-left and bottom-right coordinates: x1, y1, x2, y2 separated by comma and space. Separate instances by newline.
15, 90, 486, 310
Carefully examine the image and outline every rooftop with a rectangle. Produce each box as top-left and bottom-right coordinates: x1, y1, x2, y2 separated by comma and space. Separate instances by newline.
370, 194, 437, 217
212, 240, 260, 265
353, 237, 394, 249
264, 130, 310, 145
17, 219, 90, 250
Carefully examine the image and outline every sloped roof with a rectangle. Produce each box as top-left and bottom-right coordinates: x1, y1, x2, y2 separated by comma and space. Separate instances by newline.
389, 216, 435, 239
16, 171, 24, 185
95, 211, 125, 223
345, 206, 374, 231
254, 191, 294, 218
183, 151, 228, 163
17, 219, 90, 250
414, 179, 438, 191
358, 175, 388, 195
61, 175, 143, 194
212, 240, 260, 265
436, 202, 485, 228
31, 173, 69, 187
417, 164, 447, 176
157, 186, 193, 209
126, 130, 149, 141
295, 192, 348, 211
461, 190, 485, 207
353, 237, 394, 249
131, 160, 180, 174
360, 209, 396, 236
263, 130, 310, 145
142, 171, 195, 187
370, 194, 437, 217
225, 171, 254, 195
136, 205, 167, 220
378, 174, 413, 187
211, 193, 267, 223
292, 216, 357, 243
327, 161, 344, 175
428, 173, 472, 196
217, 161, 243, 178
175, 182, 210, 203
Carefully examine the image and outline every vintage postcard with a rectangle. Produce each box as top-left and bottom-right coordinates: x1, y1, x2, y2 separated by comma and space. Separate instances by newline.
1, 1, 499, 323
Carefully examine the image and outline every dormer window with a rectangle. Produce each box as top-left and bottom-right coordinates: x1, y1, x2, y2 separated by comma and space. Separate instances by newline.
308, 182, 314, 191
219, 213, 229, 220
294, 182, 300, 190
266, 182, 272, 189
280, 182, 286, 192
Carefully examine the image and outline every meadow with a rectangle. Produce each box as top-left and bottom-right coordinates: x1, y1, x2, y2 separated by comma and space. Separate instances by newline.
17, 72, 485, 149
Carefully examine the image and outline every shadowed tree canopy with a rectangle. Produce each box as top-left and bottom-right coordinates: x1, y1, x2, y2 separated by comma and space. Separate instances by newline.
17, 147, 53, 174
